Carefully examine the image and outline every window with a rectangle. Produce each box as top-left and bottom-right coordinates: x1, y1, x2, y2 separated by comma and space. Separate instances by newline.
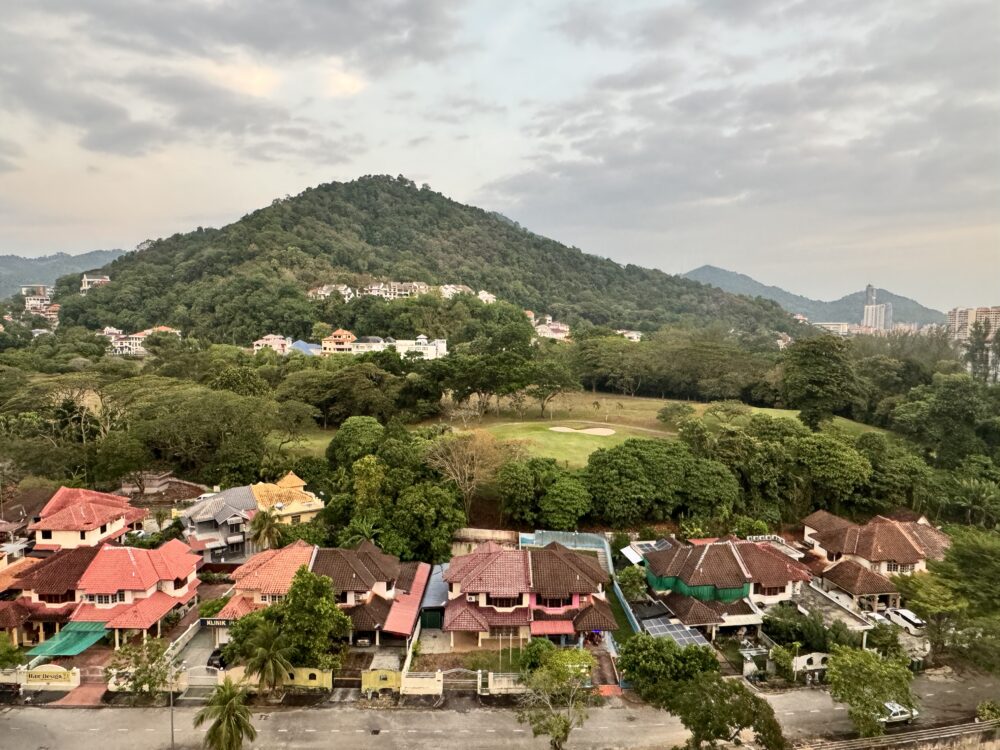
92, 593, 121, 605
80, 531, 87, 540
39, 592, 73, 604
267, 595, 285, 603
100, 523, 108, 533
486, 595, 519, 608
756, 585, 785, 597
828, 552, 841, 562
899, 564, 914, 574
490, 626, 519, 638
538, 596, 573, 609
886, 562, 899, 573
291, 515, 301, 525
337, 591, 349, 604
173, 577, 186, 589
41, 530, 52, 540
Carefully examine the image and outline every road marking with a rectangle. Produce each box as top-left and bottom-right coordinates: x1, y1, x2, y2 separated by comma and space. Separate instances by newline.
145, 728, 155, 732
117, 728, 129, 732
968, 686, 976, 690
925, 693, 934, 697
305, 728, 316, 732
514, 729, 525, 733
946, 689, 955, 693
834, 707, 847, 711
355, 729, 365, 733
783, 712, 796, 716
89, 729, 100, 732
277, 729, 288, 733
810, 709, 820, 713
653, 723, 665, 726
487, 729, 496, 733
330, 729, 340, 733
408, 730, 417, 733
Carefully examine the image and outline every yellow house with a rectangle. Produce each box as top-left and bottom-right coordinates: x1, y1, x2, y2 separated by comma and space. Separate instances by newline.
250, 473, 323, 525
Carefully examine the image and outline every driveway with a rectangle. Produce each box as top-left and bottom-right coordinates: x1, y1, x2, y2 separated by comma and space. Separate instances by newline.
173, 627, 215, 670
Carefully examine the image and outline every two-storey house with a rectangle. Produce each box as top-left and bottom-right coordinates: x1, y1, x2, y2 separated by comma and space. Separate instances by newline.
28, 487, 147, 553
179, 486, 258, 562
442, 542, 617, 649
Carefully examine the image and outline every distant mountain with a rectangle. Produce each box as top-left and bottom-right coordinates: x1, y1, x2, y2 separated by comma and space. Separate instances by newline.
0, 250, 126, 299
56, 176, 798, 343
683, 265, 946, 325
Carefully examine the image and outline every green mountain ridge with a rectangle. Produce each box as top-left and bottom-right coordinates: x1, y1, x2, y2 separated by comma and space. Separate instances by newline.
54, 175, 797, 342
683, 265, 945, 325
0, 249, 125, 299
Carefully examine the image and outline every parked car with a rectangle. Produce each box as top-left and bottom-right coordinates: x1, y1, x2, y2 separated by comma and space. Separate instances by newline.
886, 608, 927, 635
879, 701, 919, 725
207, 649, 227, 669
865, 611, 891, 627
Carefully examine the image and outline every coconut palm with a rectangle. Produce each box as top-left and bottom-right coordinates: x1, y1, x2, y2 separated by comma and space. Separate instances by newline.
248, 508, 282, 550
244, 620, 294, 698
193, 677, 256, 750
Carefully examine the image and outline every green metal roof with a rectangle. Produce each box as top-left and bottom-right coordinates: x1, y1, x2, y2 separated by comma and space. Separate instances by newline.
27, 621, 107, 657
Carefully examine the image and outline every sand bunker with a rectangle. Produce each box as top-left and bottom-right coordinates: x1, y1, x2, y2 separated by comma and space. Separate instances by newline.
549, 426, 616, 436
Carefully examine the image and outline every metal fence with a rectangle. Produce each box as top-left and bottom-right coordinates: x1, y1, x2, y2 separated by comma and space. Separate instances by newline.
802, 719, 999, 749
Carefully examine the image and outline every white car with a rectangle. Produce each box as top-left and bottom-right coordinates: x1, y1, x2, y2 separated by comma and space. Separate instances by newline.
880, 701, 919, 725
866, 611, 891, 627
886, 608, 927, 636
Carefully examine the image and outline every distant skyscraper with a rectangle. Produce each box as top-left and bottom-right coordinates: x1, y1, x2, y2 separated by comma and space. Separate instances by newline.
863, 302, 893, 331
865, 284, 877, 306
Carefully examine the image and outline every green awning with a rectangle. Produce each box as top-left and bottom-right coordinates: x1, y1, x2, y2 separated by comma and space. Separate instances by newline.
28, 621, 107, 657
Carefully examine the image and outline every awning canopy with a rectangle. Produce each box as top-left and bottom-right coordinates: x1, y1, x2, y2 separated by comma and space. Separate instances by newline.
27, 621, 106, 657
530, 620, 576, 636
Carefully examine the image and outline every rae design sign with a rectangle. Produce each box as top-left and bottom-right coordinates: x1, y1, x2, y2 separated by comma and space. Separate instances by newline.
27, 669, 72, 684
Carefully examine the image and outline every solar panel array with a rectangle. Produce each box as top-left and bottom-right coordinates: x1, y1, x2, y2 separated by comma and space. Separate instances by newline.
642, 617, 711, 647
633, 538, 673, 554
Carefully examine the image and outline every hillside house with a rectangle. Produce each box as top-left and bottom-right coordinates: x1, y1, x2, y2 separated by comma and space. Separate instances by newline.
0, 547, 100, 647
361, 281, 431, 300
438, 284, 474, 299
442, 541, 617, 649
69, 539, 200, 649
250, 472, 324, 525
308, 284, 355, 302
321, 328, 357, 354
109, 326, 181, 357
802, 510, 949, 576
253, 334, 292, 355
477, 290, 497, 304
289, 339, 322, 356
28, 487, 147, 553
179, 486, 257, 562
642, 539, 811, 640
80, 274, 110, 293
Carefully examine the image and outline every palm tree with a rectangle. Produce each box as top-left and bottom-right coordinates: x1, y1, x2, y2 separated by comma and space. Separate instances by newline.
248, 508, 282, 550
244, 620, 294, 698
338, 511, 381, 546
194, 677, 256, 750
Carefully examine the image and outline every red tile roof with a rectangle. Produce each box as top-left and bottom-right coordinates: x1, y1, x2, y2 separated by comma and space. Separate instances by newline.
77, 540, 199, 594
443, 597, 489, 632
105, 584, 199, 630
0, 556, 43, 594
232, 539, 315, 595
215, 595, 261, 621
573, 599, 618, 632
529, 543, 609, 597
0, 600, 32, 629
530, 619, 575, 636
383, 562, 431, 637
30, 487, 146, 532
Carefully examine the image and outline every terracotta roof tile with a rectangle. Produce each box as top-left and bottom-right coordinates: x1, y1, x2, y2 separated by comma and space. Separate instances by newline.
232, 539, 315, 595
644, 542, 752, 589
311, 542, 400, 594
215, 594, 261, 621
733, 541, 812, 588
0, 556, 43, 594
77, 540, 200, 595
443, 597, 489, 632
529, 543, 609, 597
802, 510, 854, 534
0, 600, 32, 629
814, 516, 949, 564
12, 546, 100, 595
444, 545, 531, 598
822, 560, 898, 596
30, 487, 146, 532
573, 599, 618, 631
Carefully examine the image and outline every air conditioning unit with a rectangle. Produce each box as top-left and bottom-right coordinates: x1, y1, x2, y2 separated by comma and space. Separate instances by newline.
467, 594, 477, 603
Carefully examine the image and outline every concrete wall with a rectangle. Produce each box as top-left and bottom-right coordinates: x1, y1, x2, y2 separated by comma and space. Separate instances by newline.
401, 672, 443, 695
0, 665, 81, 691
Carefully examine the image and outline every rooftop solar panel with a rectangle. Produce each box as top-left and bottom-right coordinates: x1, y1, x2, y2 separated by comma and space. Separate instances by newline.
642, 617, 711, 647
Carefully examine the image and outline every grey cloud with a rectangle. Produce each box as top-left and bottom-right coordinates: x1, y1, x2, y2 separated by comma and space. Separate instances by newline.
0, 138, 24, 173
47, 0, 463, 75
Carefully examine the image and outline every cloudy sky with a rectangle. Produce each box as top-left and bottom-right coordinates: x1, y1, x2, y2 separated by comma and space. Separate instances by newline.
1, 1, 997, 309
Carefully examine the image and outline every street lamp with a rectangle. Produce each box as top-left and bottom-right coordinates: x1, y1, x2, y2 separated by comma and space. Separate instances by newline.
170, 659, 187, 750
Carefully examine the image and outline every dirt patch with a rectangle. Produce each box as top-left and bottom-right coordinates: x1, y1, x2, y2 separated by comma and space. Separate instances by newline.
548, 426, 616, 436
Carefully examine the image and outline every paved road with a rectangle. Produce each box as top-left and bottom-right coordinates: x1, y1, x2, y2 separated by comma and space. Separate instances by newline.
2, 672, 994, 749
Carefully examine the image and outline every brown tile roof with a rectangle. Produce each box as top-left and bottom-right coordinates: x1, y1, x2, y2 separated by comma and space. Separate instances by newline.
660, 592, 725, 626
12, 546, 100, 595
822, 560, 898, 596
573, 599, 618, 632
444, 545, 531, 598
443, 597, 489, 632
0, 600, 32, 629
345, 595, 393, 632
802, 510, 854, 534
396, 561, 421, 593
814, 516, 949, 564
529, 542, 608, 598
311, 542, 401, 594
232, 539, 315, 595
702, 598, 757, 617
0, 556, 43, 594
644, 541, 752, 589
885, 508, 925, 523
734, 541, 812, 588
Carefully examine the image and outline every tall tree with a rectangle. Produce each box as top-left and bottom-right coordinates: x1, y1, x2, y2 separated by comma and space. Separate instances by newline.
243, 620, 295, 697
783, 336, 859, 430
248, 508, 283, 550
827, 646, 915, 737
517, 648, 596, 750
424, 431, 510, 518
194, 677, 257, 750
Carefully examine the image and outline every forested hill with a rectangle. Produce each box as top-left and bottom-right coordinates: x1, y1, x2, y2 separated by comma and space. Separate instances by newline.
684, 265, 945, 325
0, 249, 125, 298
56, 175, 795, 342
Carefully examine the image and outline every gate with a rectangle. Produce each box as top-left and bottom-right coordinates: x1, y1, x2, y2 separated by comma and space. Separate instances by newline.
440, 668, 482, 693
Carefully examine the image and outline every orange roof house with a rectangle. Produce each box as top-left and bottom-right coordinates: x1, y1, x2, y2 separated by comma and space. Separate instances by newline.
28, 487, 147, 552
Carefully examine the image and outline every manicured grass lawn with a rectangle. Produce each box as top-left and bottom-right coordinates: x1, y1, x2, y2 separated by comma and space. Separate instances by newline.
278, 425, 336, 459
482, 421, 672, 469
606, 591, 637, 643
